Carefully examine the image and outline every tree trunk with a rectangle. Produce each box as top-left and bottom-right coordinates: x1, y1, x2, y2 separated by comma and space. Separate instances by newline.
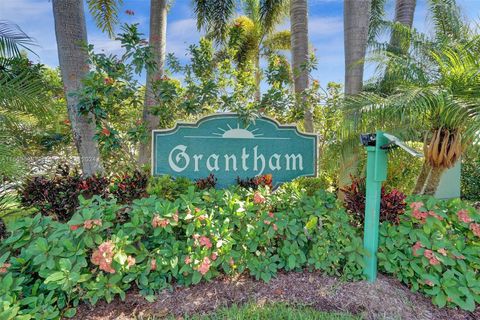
412, 160, 430, 194
254, 52, 261, 100
52, 0, 103, 176
389, 0, 416, 53
344, 0, 371, 95
138, 0, 168, 167
290, 0, 313, 133
339, 0, 371, 196
423, 166, 445, 196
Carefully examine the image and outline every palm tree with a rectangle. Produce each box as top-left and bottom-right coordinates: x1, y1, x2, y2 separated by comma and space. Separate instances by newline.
290, 0, 313, 132
339, 0, 371, 194
228, 1, 290, 99
193, 0, 289, 100
344, 0, 371, 96
86, 0, 123, 38
138, 0, 168, 167
52, 0, 104, 176
0, 21, 50, 215
348, 38, 480, 195
389, 0, 416, 54
0, 21, 48, 129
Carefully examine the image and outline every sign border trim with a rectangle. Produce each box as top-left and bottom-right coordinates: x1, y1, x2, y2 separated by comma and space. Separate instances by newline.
151, 113, 318, 181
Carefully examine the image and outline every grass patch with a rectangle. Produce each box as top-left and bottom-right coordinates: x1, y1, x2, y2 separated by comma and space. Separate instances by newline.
0, 194, 36, 225
158, 303, 360, 320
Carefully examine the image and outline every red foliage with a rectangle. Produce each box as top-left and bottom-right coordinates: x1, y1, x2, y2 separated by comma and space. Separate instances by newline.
236, 174, 273, 190
195, 173, 217, 190
341, 175, 406, 226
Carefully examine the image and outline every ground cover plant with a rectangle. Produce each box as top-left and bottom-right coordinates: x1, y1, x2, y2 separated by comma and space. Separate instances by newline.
378, 196, 480, 311
0, 183, 365, 319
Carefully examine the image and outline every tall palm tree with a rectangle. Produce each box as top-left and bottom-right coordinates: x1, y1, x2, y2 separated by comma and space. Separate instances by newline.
290, 0, 313, 132
52, 0, 104, 176
339, 0, 371, 193
138, 0, 168, 166
193, 0, 289, 100
344, 0, 371, 96
389, 0, 416, 53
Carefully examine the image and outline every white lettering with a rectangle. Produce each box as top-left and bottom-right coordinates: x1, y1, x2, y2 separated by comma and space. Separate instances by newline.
224, 154, 237, 171
168, 145, 190, 172
193, 154, 203, 172
268, 153, 281, 171
241, 147, 249, 170
206, 154, 219, 171
253, 146, 265, 175
285, 154, 303, 171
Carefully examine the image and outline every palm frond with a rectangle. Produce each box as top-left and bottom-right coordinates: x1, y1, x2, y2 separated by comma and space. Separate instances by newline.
263, 30, 290, 51
86, 0, 123, 38
428, 0, 467, 44
193, 0, 237, 42
0, 21, 37, 58
368, 0, 387, 44
258, 0, 289, 35
0, 67, 50, 118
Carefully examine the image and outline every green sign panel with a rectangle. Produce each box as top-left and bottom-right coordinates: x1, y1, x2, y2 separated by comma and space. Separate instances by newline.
152, 114, 317, 187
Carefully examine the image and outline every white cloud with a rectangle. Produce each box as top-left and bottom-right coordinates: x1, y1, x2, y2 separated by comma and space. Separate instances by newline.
166, 18, 201, 59
0, 0, 50, 22
309, 17, 343, 37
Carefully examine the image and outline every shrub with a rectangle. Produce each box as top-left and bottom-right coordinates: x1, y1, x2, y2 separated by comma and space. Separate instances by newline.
0, 185, 364, 318
146, 175, 193, 200
286, 176, 331, 195
195, 173, 217, 190
236, 174, 273, 190
19, 165, 88, 221
18, 165, 149, 221
341, 176, 406, 226
110, 171, 148, 204
378, 196, 480, 311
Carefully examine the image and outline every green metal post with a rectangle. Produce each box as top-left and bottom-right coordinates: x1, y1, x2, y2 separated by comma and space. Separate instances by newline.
363, 131, 388, 282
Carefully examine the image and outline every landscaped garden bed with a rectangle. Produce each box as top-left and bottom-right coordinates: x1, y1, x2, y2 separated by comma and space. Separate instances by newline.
1, 175, 480, 319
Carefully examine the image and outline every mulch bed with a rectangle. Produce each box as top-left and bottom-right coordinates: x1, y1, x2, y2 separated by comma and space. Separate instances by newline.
74, 271, 479, 320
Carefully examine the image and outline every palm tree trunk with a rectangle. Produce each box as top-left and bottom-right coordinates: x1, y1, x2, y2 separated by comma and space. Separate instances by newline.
423, 166, 445, 195
412, 160, 430, 194
389, 0, 416, 53
138, 0, 168, 167
52, 0, 103, 176
344, 0, 371, 95
339, 0, 371, 196
393, 0, 416, 27
254, 53, 261, 100
290, 0, 313, 133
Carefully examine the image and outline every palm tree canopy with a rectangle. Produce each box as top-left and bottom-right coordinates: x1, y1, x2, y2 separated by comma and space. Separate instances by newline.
0, 21, 37, 58
193, 0, 289, 42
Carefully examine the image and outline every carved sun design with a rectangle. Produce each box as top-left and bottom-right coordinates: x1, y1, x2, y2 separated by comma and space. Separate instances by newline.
213, 124, 263, 139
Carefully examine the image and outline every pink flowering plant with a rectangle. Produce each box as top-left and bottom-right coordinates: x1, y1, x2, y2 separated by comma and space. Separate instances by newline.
0, 183, 365, 318
378, 196, 480, 311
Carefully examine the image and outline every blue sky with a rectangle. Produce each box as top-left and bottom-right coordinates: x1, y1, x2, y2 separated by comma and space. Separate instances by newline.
1, 0, 480, 87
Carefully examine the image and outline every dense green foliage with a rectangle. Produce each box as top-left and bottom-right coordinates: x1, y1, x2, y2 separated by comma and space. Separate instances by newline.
461, 147, 480, 201
0, 184, 365, 319
378, 196, 480, 311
